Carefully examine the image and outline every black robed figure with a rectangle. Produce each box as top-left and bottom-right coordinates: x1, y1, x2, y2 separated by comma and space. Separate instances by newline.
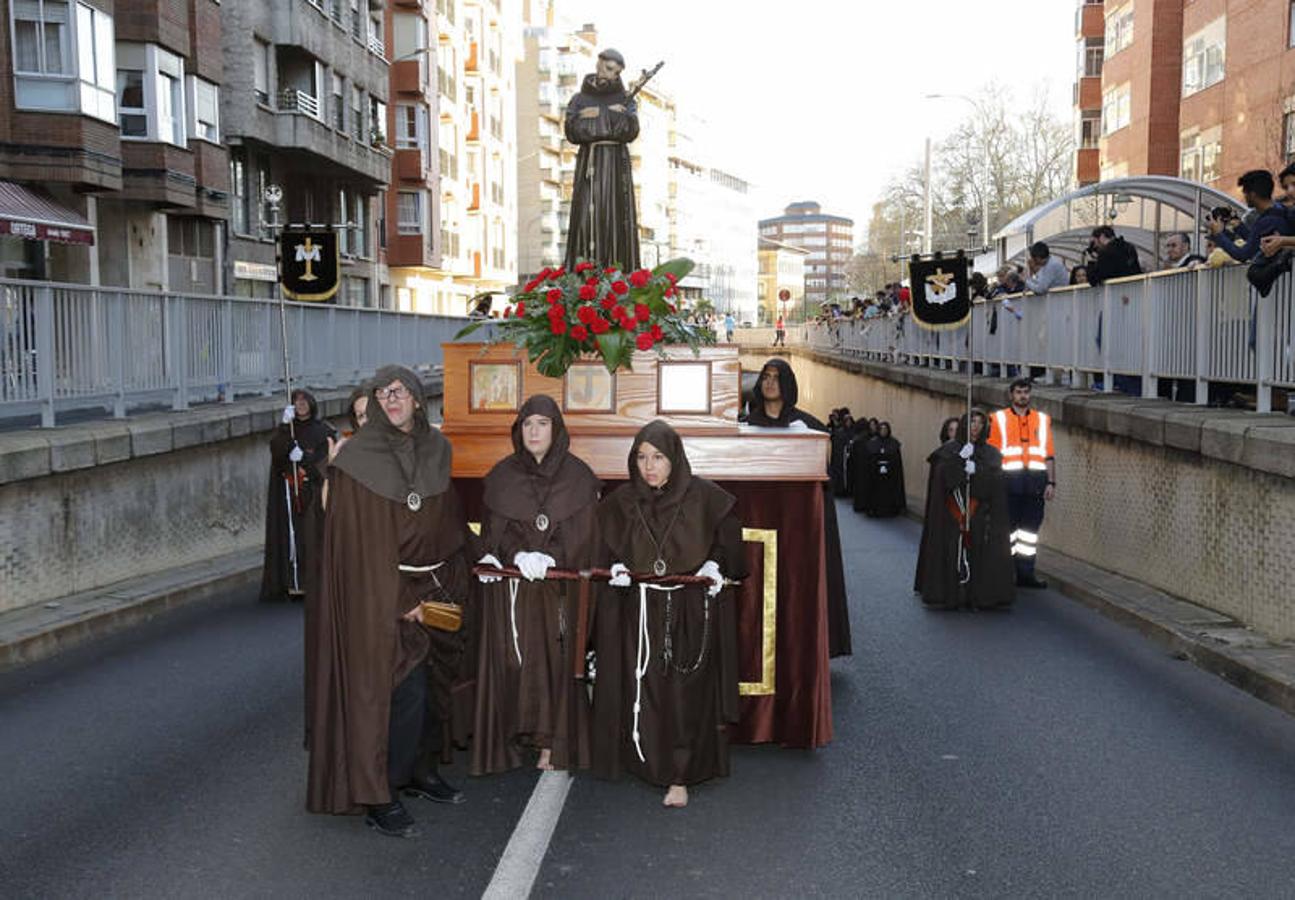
563, 48, 640, 272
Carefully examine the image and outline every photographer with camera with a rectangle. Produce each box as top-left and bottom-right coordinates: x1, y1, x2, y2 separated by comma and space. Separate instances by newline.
1084, 225, 1142, 285
1211, 170, 1291, 263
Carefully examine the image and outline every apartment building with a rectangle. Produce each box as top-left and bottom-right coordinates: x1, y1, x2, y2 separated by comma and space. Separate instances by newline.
220, 0, 391, 304
1076, 0, 1295, 193
0, 0, 228, 287
758, 201, 854, 309
388, 0, 518, 316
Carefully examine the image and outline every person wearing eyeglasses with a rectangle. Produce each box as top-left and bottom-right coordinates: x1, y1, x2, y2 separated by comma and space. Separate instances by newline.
306, 366, 474, 838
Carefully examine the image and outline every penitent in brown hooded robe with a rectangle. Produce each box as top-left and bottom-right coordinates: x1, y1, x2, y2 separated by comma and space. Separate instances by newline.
472, 395, 601, 775
306, 365, 472, 814
591, 421, 747, 788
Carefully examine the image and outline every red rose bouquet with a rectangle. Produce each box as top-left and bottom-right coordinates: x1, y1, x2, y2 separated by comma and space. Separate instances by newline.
456, 258, 713, 377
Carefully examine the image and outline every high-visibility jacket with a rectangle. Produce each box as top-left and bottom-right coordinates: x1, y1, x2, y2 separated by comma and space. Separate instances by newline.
988, 407, 1054, 473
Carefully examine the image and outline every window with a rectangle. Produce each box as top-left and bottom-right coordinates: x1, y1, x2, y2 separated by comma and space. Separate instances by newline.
1290, 0, 1295, 49
253, 38, 269, 104
117, 43, 185, 145
369, 96, 386, 145
1285, 110, 1295, 162
1076, 36, 1103, 79
75, 2, 112, 120
188, 76, 218, 142
1181, 127, 1222, 183
351, 85, 364, 141
331, 72, 345, 130
1101, 83, 1131, 136
12, 0, 115, 121
396, 103, 428, 152
1183, 17, 1225, 96
337, 188, 349, 255
1078, 109, 1101, 149
392, 13, 427, 85
229, 149, 249, 235
349, 0, 361, 40
398, 190, 424, 234
1104, 3, 1134, 58
117, 69, 146, 135
353, 193, 368, 257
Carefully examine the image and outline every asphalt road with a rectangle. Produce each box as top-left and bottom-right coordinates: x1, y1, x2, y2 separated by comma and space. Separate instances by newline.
6, 500, 1295, 897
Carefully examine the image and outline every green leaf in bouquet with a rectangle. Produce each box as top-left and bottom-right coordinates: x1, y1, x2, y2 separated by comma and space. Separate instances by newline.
651, 257, 694, 282
454, 320, 487, 341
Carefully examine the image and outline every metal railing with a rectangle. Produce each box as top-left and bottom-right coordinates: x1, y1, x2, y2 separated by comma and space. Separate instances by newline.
0, 279, 479, 427
278, 89, 321, 119
799, 266, 1295, 412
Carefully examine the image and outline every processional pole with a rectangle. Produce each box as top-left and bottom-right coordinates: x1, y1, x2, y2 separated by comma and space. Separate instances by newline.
266, 183, 301, 595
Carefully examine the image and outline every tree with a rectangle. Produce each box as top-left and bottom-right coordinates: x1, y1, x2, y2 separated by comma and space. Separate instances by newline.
850, 83, 1075, 294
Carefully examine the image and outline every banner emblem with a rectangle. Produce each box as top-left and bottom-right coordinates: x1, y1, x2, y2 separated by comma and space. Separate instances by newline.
909, 254, 971, 330
280, 231, 339, 302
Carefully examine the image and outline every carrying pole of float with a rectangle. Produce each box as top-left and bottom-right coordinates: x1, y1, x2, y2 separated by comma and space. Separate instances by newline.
266, 183, 301, 595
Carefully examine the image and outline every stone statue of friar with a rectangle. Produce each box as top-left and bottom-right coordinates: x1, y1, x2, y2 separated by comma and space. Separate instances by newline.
563, 48, 642, 272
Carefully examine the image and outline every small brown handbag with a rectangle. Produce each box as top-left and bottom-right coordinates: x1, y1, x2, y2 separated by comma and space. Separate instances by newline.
420, 599, 463, 633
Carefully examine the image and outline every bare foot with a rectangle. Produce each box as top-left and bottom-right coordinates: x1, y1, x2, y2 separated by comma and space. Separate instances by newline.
537, 749, 553, 771
663, 784, 688, 807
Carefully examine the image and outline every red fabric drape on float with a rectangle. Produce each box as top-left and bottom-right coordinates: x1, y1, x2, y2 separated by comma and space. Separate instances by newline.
456, 477, 833, 750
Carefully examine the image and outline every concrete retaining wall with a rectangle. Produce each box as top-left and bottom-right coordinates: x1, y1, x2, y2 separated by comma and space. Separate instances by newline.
0, 383, 444, 615
741, 349, 1295, 641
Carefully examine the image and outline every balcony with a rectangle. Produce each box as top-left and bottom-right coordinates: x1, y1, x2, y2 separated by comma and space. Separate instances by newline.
466, 110, 480, 142
389, 231, 435, 268
395, 147, 427, 180
468, 182, 480, 210
278, 89, 321, 119
466, 41, 478, 73
368, 33, 386, 58
1077, 1, 1105, 37
393, 59, 426, 95
1075, 75, 1102, 110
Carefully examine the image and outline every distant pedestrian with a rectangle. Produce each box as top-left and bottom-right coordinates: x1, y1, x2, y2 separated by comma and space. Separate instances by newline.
723, 312, 735, 343
773, 314, 786, 347
986, 379, 1055, 589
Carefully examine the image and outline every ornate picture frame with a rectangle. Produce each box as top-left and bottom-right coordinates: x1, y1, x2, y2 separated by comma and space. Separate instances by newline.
563, 362, 616, 413
469, 361, 522, 412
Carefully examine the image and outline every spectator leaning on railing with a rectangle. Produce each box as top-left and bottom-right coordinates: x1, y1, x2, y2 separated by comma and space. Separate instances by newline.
1162, 232, 1205, 270
1023, 241, 1070, 295
1211, 170, 1292, 263
1084, 225, 1142, 285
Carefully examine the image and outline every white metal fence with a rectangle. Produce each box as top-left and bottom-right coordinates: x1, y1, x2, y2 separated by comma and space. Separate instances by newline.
800, 266, 1295, 412
0, 279, 478, 427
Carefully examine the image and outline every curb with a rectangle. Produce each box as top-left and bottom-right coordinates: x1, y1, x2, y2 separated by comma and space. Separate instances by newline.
0, 549, 262, 672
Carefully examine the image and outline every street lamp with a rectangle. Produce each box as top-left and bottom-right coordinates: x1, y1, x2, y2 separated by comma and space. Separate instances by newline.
925, 93, 991, 250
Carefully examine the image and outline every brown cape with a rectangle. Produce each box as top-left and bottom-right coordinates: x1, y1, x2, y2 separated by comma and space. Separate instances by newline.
472, 396, 601, 775
306, 376, 470, 814
591, 421, 747, 787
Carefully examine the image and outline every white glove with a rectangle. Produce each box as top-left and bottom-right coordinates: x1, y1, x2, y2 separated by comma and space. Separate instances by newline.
288, 444, 304, 463
695, 560, 724, 597
964, 459, 976, 475
608, 562, 631, 587
477, 554, 503, 584
514, 551, 556, 582
282, 404, 296, 424
959, 442, 974, 460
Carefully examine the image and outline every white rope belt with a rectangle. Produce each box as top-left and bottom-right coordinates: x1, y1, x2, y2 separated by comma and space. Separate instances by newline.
397, 561, 445, 574
633, 583, 683, 764
509, 578, 523, 666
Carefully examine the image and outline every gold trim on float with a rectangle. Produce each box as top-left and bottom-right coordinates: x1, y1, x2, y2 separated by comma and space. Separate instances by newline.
739, 527, 777, 697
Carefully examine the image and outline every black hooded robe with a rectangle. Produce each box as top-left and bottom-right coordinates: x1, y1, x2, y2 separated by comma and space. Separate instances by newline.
745, 358, 852, 658
854, 428, 906, 518
915, 421, 1015, 611
260, 389, 336, 603
563, 74, 640, 271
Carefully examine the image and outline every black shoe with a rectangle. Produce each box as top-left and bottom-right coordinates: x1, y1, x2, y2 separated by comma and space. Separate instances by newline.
403, 773, 466, 805
1017, 576, 1049, 589
364, 800, 418, 838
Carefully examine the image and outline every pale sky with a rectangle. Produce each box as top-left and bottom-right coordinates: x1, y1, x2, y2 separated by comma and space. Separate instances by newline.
555, 0, 1077, 241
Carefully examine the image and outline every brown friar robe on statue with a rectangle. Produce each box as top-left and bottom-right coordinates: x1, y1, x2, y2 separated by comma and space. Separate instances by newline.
472, 395, 601, 775
591, 421, 747, 788
915, 412, 1015, 611
306, 367, 471, 814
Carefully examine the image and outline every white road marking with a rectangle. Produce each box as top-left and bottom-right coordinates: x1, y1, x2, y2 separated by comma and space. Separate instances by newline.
482, 770, 574, 900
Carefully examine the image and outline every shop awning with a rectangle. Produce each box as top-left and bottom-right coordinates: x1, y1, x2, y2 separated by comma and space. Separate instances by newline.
0, 181, 94, 245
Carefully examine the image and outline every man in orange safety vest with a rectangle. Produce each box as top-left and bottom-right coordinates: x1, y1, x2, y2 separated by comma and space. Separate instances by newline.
986, 378, 1056, 589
